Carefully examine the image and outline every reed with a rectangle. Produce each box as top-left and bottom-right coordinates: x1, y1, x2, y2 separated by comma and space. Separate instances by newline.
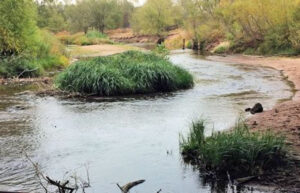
56, 51, 194, 96
180, 119, 287, 177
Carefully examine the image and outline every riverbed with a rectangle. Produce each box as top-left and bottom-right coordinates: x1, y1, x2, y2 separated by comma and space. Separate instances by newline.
0, 50, 292, 193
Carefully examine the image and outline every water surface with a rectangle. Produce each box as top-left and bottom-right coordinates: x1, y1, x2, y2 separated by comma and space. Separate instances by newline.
0, 50, 292, 193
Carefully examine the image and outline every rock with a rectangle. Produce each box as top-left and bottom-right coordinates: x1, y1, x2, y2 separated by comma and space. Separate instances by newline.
245, 108, 251, 112
245, 103, 263, 114
275, 108, 279, 113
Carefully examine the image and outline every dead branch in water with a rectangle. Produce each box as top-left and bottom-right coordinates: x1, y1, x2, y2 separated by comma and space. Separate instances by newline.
23, 150, 90, 193
117, 179, 145, 193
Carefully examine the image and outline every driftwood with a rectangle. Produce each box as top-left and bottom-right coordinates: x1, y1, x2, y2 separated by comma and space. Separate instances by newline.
117, 179, 145, 193
45, 176, 75, 193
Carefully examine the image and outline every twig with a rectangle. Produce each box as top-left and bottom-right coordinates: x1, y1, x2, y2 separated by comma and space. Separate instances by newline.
17, 67, 39, 79
46, 176, 75, 192
23, 151, 49, 193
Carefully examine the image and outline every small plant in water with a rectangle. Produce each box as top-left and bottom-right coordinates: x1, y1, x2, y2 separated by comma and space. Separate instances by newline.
180, 119, 288, 178
153, 43, 170, 59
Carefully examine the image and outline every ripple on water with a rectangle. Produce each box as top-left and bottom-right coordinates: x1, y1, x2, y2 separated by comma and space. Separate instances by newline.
0, 50, 293, 193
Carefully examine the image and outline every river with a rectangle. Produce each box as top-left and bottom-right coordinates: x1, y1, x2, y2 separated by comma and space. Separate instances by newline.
0, 50, 292, 193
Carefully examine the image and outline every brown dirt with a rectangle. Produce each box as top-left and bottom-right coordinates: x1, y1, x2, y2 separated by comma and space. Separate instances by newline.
106, 28, 192, 49
106, 28, 159, 43
69, 44, 141, 58
0, 77, 52, 85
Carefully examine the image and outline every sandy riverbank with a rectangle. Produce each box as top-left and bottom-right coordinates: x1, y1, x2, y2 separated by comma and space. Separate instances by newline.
208, 55, 300, 156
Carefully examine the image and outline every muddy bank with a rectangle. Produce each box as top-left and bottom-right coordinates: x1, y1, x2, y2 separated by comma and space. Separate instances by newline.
207, 55, 300, 100
207, 54, 300, 153
208, 54, 300, 192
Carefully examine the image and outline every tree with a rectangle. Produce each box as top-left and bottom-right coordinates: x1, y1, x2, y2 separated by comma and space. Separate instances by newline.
89, 0, 122, 33
0, 0, 39, 55
131, 0, 178, 38
119, 0, 134, 28
66, 0, 92, 34
36, 0, 68, 33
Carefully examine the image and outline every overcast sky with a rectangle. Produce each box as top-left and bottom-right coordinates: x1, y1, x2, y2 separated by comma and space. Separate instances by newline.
131, 0, 146, 6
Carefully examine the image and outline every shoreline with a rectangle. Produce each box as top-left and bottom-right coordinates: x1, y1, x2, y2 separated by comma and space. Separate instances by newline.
208, 54, 300, 192
207, 54, 300, 101
207, 54, 300, 155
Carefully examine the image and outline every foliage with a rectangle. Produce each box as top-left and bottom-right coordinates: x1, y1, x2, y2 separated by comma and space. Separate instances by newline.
175, 0, 300, 55
131, 0, 181, 37
36, 0, 68, 33
180, 119, 287, 178
56, 51, 194, 96
152, 43, 170, 58
0, 0, 39, 55
0, 0, 68, 78
56, 31, 113, 45
64, 0, 133, 34
212, 42, 230, 54
0, 55, 42, 78
0, 30, 68, 78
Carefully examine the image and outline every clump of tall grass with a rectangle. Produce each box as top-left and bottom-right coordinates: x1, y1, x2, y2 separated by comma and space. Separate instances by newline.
180, 119, 287, 178
55, 51, 194, 96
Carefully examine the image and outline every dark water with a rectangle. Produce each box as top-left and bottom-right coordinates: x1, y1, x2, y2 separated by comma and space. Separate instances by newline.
0, 50, 292, 193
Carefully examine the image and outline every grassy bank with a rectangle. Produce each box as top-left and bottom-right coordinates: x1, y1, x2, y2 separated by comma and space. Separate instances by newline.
0, 30, 68, 78
180, 119, 288, 178
56, 30, 113, 46
56, 51, 193, 96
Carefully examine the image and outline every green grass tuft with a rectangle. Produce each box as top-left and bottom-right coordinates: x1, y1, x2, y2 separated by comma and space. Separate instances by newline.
180, 119, 287, 178
56, 51, 194, 96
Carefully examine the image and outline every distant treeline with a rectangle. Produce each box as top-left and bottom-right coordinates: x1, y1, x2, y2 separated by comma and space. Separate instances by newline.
1, 0, 300, 73
36, 0, 134, 34
132, 0, 300, 55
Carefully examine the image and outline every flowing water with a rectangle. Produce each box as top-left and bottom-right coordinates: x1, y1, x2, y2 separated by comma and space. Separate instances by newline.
0, 50, 292, 193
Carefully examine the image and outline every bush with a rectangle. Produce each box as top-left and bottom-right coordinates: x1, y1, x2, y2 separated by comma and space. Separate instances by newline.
56, 51, 194, 96
56, 30, 113, 46
213, 46, 227, 54
0, 30, 68, 78
0, 55, 42, 78
86, 30, 108, 39
180, 119, 287, 178
152, 43, 170, 58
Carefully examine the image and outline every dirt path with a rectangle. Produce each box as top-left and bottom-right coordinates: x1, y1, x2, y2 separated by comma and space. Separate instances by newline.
208, 55, 300, 155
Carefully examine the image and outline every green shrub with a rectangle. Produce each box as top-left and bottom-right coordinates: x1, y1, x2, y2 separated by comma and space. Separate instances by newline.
56, 51, 194, 96
0, 55, 42, 78
86, 30, 108, 39
152, 43, 170, 58
180, 119, 287, 178
56, 30, 113, 46
214, 46, 227, 54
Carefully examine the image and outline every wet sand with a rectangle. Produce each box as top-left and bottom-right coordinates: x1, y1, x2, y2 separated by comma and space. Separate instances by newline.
208, 54, 300, 155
